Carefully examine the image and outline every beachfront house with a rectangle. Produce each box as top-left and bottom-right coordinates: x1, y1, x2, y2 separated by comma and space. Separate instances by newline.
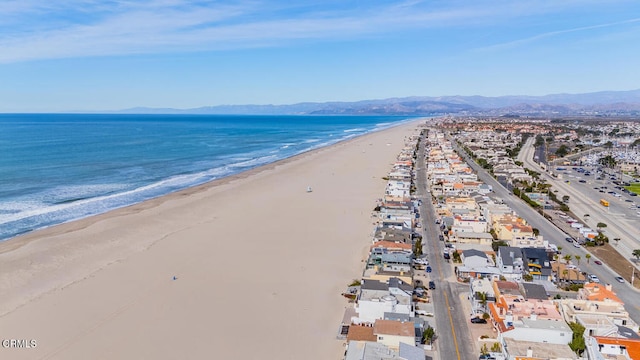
373, 228, 413, 244
372, 319, 416, 350
367, 249, 413, 268
343, 340, 426, 360
355, 278, 413, 324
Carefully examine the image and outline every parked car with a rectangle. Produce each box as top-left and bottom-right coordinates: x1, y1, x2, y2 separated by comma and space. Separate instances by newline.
588, 274, 600, 283
428, 281, 436, 290
413, 258, 429, 266
573, 241, 581, 248
615, 276, 625, 283
470, 317, 487, 324
426, 266, 432, 273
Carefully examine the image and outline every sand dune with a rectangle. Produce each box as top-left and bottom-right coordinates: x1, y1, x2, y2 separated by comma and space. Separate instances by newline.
0, 120, 420, 359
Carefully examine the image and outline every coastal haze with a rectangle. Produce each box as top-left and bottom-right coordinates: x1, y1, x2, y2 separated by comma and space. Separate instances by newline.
116, 89, 640, 116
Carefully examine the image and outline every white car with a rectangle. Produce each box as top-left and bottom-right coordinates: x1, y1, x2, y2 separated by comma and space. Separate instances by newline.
572, 241, 581, 248
413, 258, 429, 265
588, 274, 600, 283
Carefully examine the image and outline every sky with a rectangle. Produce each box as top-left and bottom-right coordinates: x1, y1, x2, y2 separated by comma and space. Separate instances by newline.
1, 0, 639, 112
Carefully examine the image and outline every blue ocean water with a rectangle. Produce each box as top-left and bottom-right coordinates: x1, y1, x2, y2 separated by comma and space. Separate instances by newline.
0, 114, 416, 241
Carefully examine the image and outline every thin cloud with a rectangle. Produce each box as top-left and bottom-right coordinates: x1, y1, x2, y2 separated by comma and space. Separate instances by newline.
0, 0, 633, 63
0, 1, 479, 62
479, 17, 640, 51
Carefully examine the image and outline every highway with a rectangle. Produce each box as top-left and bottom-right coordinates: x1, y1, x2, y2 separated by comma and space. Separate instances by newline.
519, 138, 640, 268
415, 132, 475, 360
450, 135, 640, 323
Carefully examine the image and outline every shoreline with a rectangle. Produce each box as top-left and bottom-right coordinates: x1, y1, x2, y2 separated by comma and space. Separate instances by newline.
0, 117, 420, 247
0, 119, 422, 359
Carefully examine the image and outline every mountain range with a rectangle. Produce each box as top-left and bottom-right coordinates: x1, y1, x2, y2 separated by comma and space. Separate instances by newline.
117, 89, 640, 116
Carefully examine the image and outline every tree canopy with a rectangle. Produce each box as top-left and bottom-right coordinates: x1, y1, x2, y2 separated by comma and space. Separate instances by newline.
598, 155, 617, 168
555, 144, 570, 157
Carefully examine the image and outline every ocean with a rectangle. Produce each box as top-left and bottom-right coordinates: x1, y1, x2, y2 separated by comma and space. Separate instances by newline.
0, 114, 417, 241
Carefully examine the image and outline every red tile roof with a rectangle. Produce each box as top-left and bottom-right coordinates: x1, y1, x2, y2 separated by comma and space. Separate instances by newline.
594, 336, 640, 360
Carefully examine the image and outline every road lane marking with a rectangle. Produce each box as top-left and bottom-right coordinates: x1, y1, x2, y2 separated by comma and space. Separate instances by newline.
443, 290, 462, 360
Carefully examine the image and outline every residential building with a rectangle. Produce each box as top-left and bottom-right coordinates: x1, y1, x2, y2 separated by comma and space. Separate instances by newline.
500, 337, 577, 360
499, 317, 572, 345
585, 336, 640, 360
373, 319, 416, 350
578, 283, 623, 304
469, 278, 496, 315
355, 278, 414, 324
497, 246, 525, 281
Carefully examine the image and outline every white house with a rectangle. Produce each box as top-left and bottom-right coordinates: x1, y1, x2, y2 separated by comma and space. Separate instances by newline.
496, 246, 524, 281
500, 317, 571, 345
355, 278, 413, 324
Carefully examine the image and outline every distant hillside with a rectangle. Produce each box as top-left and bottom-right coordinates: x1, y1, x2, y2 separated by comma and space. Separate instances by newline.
116, 89, 640, 116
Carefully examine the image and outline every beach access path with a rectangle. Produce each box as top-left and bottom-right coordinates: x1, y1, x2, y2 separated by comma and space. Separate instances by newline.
0, 120, 421, 359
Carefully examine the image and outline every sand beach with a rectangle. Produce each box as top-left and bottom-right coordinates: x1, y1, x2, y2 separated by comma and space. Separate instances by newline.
0, 120, 420, 359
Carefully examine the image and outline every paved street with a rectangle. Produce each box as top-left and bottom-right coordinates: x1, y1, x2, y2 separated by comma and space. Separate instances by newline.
411, 129, 640, 360
415, 131, 476, 360
452, 135, 640, 323
518, 137, 640, 319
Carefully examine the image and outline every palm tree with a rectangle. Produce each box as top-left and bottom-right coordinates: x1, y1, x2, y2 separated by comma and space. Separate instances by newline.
422, 326, 435, 345
562, 269, 569, 283
563, 254, 572, 264
633, 249, 640, 263
585, 254, 591, 263
597, 222, 607, 231
594, 233, 609, 246
476, 291, 488, 312
575, 255, 581, 265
